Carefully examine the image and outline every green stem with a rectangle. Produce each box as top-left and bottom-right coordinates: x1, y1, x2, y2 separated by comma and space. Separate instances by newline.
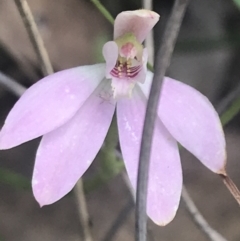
90, 0, 114, 24
233, 0, 240, 9
220, 96, 240, 126
0, 168, 30, 190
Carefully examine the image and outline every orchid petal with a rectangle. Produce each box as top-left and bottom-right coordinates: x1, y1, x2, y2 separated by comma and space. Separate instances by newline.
111, 49, 148, 98
139, 72, 226, 174
117, 87, 182, 225
0, 64, 106, 149
131, 48, 148, 84
114, 10, 160, 43
102, 41, 118, 78
111, 77, 135, 98
32, 80, 116, 206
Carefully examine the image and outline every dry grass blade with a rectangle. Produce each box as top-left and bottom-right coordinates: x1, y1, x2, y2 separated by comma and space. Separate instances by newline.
220, 174, 240, 205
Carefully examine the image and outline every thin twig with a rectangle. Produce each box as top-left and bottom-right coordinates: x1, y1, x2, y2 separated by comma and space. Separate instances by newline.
219, 83, 240, 126
122, 171, 135, 199
141, 2, 157, 240
135, 1, 189, 241
13, 0, 53, 76
220, 174, 240, 205
143, 0, 154, 65
217, 83, 240, 116
0, 72, 26, 96
74, 179, 93, 241
122, 172, 156, 241
102, 171, 156, 241
90, 0, 114, 24
102, 197, 134, 241
182, 186, 228, 241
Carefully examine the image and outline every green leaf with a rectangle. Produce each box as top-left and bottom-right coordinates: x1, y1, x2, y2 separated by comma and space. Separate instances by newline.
220, 97, 240, 126
0, 168, 31, 190
233, 0, 240, 8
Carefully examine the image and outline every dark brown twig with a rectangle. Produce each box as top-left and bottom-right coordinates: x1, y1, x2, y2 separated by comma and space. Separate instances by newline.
220, 174, 240, 205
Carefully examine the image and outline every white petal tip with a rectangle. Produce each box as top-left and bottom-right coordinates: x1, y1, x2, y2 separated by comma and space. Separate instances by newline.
38, 203, 44, 208
114, 10, 160, 42
136, 9, 160, 19
151, 213, 176, 226
34, 195, 54, 208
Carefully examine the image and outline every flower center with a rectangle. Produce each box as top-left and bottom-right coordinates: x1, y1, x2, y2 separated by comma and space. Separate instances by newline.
103, 33, 147, 98
110, 57, 141, 79
110, 34, 144, 82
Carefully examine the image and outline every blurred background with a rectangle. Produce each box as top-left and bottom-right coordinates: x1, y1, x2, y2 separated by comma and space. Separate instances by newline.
0, 0, 240, 240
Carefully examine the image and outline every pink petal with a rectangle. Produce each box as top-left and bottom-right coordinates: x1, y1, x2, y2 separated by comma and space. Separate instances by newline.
111, 77, 134, 98
0, 64, 105, 149
102, 41, 118, 78
131, 48, 148, 84
119, 42, 137, 59
110, 49, 148, 98
32, 80, 116, 206
139, 72, 226, 174
117, 87, 182, 225
114, 10, 160, 43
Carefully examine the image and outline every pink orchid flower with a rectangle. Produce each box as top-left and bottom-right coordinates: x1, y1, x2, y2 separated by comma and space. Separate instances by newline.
0, 10, 226, 225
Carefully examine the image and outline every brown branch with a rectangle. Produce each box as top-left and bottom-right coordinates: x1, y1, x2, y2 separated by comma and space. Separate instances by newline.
220, 174, 240, 205
74, 180, 93, 241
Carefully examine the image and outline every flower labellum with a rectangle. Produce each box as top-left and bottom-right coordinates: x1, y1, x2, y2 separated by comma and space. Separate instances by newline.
103, 30, 148, 98
0, 9, 226, 226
